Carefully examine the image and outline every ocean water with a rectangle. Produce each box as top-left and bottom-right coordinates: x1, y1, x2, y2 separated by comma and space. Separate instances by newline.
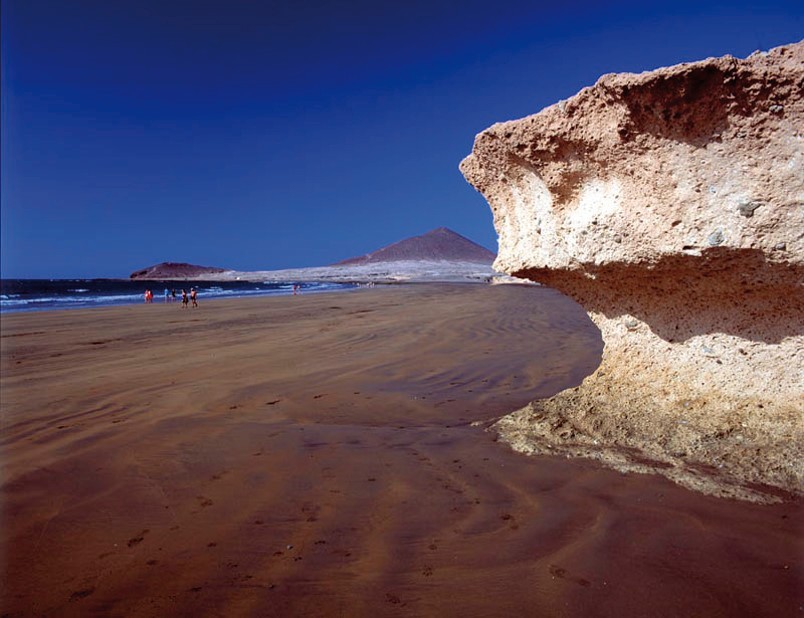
0, 279, 357, 313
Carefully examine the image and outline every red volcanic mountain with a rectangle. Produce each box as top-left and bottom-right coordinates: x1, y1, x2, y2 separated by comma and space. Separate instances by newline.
130, 262, 225, 279
336, 227, 496, 266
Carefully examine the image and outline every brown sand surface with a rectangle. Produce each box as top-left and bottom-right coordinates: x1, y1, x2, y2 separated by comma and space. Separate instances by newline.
1, 283, 801, 617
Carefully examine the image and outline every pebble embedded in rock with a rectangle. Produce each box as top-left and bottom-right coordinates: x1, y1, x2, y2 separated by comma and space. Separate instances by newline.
707, 229, 725, 246
736, 201, 762, 217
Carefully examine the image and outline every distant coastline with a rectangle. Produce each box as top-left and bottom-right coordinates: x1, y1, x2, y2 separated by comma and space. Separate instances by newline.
178, 259, 499, 284
0, 261, 506, 313
0, 279, 358, 314
2, 228, 502, 313
128, 227, 498, 284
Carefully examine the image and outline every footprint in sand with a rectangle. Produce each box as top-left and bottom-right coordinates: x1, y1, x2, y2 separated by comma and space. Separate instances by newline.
500, 513, 519, 530
196, 496, 214, 508
127, 529, 149, 547
69, 588, 95, 602
549, 564, 592, 587
385, 593, 405, 605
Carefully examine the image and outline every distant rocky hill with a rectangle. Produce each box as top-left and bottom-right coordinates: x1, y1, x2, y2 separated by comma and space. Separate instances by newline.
130, 262, 225, 279
336, 227, 495, 265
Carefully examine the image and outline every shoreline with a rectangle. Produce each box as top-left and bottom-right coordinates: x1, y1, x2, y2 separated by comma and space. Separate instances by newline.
2, 285, 801, 616
0, 280, 360, 315
1, 262, 506, 314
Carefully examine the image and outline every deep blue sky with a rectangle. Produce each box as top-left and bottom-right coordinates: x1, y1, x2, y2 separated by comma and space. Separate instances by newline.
2, 1, 802, 278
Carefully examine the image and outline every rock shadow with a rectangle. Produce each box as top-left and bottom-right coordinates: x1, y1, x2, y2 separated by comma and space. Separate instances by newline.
515, 247, 803, 345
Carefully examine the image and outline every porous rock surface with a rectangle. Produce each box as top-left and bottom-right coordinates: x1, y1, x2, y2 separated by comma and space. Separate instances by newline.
461, 42, 803, 502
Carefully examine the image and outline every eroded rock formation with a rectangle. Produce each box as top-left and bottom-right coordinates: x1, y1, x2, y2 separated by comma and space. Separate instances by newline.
461, 42, 803, 502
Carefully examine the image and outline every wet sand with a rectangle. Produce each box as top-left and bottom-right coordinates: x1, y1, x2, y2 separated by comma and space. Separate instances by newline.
1, 284, 801, 617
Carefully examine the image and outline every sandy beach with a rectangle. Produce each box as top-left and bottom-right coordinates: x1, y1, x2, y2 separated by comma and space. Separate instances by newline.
1, 283, 801, 617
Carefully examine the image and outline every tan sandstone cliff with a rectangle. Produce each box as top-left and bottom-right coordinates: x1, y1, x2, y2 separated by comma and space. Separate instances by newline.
461, 42, 803, 502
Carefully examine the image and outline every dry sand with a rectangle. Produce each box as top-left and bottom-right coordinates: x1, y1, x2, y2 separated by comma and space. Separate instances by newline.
1, 284, 801, 616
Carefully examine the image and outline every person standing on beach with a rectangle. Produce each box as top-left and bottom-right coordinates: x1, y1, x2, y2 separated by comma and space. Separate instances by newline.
181, 289, 188, 308
164, 288, 170, 303
172, 289, 177, 302
190, 288, 198, 308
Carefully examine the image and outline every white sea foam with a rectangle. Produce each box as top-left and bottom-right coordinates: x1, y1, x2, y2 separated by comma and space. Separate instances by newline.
0, 281, 357, 313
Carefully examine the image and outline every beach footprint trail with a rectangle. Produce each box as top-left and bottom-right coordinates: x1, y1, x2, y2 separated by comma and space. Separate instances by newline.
1, 284, 800, 617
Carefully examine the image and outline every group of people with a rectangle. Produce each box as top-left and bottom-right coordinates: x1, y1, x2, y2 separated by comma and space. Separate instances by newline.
143, 288, 197, 308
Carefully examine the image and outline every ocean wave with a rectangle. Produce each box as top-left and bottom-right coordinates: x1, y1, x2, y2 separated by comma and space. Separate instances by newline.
0, 293, 143, 311
0, 298, 29, 307
0, 281, 357, 313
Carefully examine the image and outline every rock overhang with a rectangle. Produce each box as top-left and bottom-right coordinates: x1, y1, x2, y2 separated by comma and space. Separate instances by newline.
460, 41, 804, 502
